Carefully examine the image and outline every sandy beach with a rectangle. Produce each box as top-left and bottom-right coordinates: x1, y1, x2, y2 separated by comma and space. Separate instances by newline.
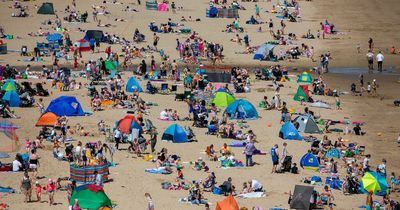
0, 0, 400, 210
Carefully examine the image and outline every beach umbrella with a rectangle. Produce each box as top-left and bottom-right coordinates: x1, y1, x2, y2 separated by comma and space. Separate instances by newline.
69, 184, 112, 209
0, 152, 10, 159
212, 92, 235, 107
361, 172, 388, 195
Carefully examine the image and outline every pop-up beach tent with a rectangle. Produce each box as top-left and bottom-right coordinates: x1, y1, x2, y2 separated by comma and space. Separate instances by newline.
293, 115, 320, 133
279, 122, 303, 140
253, 44, 276, 61
161, 124, 188, 143
37, 2, 55, 15
45, 96, 85, 116
224, 99, 258, 119
126, 77, 143, 92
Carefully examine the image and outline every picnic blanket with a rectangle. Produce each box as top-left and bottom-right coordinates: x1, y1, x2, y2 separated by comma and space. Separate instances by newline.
229, 140, 246, 147
237, 192, 266, 198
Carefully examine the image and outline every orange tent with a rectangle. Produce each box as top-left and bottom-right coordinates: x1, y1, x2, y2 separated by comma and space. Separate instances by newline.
35, 112, 58, 127
216, 195, 239, 210
117, 115, 141, 134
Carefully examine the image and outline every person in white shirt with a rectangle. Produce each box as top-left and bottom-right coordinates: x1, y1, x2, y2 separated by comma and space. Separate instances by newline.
248, 179, 263, 192
114, 128, 122, 150
376, 51, 384, 72
13, 158, 22, 172
377, 159, 386, 177
159, 109, 169, 120
363, 154, 371, 172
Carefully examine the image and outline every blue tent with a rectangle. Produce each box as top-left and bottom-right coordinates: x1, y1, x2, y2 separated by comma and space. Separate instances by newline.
326, 148, 341, 158
224, 99, 258, 119
45, 96, 85, 116
46, 33, 63, 41
300, 153, 319, 171
161, 124, 188, 143
279, 122, 303, 140
126, 77, 143, 92
2, 91, 20, 107
253, 44, 275, 60
207, 7, 218, 18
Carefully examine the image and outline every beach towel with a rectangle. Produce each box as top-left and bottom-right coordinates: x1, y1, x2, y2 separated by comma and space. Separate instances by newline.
228, 140, 246, 147
237, 192, 266, 198
145, 167, 171, 174
0, 187, 15, 193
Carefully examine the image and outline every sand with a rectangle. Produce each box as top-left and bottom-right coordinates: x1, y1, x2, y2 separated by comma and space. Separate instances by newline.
0, 0, 400, 209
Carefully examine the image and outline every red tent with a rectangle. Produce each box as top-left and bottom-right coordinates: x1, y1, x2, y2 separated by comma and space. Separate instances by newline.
117, 115, 141, 134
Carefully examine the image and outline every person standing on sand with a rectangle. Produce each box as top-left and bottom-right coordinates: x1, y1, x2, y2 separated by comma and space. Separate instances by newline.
366, 191, 373, 210
271, 144, 279, 173
366, 50, 374, 72
149, 127, 158, 154
255, 4, 260, 19
145, 193, 154, 210
153, 33, 160, 51
368, 38, 374, 51
376, 51, 384, 72
20, 171, 32, 203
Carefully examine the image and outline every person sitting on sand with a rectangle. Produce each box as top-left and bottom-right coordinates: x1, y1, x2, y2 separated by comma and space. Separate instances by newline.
353, 124, 365, 136
79, 127, 90, 136
230, 34, 242, 45
241, 182, 250, 194
219, 177, 236, 196
206, 144, 218, 161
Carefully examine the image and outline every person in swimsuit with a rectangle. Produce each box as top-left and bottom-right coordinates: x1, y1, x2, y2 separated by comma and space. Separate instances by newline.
20, 171, 32, 203
46, 179, 56, 206
29, 149, 40, 178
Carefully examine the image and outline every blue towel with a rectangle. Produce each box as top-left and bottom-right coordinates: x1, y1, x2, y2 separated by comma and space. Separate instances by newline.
0, 187, 15, 193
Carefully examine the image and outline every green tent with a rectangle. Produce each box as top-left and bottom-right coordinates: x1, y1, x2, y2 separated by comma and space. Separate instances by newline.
1, 80, 17, 92
104, 60, 116, 71
37, 2, 55, 15
212, 92, 235, 107
69, 185, 112, 210
297, 72, 313, 84
293, 85, 309, 102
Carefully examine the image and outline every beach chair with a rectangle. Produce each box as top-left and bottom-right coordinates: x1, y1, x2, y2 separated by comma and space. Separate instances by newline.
160, 83, 169, 94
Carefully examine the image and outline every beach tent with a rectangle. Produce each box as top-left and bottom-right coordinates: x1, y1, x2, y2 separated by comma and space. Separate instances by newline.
279, 122, 303, 140
161, 124, 188, 143
126, 77, 143, 92
293, 115, 320, 133
216, 195, 239, 210
300, 153, 320, 171
73, 39, 91, 52
157, 3, 169, 11
206, 6, 219, 18
1, 80, 16, 92
46, 33, 63, 42
37, 2, 55, 15
212, 92, 235, 107
297, 72, 313, 84
224, 99, 258, 119
361, 172, 388, 196
45, 96, 85, 116
290, 185, 314, 210
35, 112, 58, 127
293, 85, 309, 102
117, 115, 142, 134
326, 148, 341, 159
146, 1, 158, 10
253, 44, 276, 61
2, 91, 20, 107
69, 184, 112, 209
310, 101, 331, 109
84, 30, 105, 42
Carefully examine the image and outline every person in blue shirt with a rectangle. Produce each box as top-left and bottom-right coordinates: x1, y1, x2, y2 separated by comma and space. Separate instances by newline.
271, 144, 279, 173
